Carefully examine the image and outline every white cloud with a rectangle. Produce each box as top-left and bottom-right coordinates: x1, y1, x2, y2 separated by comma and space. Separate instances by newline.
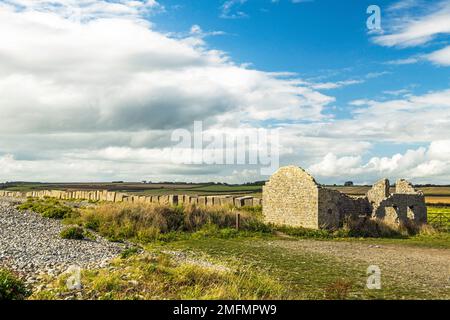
372, 1, 450, 67
189, 24, 226, 38
387, 0, 419, 11
308, 153, 363, 177
308, 143, 450, 184
427, 140, 450, 161
426, 45, 450, 66
308, 79, 363, 90
220, 0, 248, 19
329, 89, 450, 143
0, 0, 340, 182
291, 0, 314, 3
382, 89, 412, 96
305, 71, 390, 90
0, 1, 333, 136
2, 0, 162, 21
372, 1, 450, 48
385, 57, 420, 65
365, 71, 391, 79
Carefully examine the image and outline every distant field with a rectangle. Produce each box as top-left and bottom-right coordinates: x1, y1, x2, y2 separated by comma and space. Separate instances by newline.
330, 186, 450, 205
1, 182, 263, 197
330, 186, 450, 195
423, 196, 450, 205
3, 183, 450, 204
1, 182, 203, 192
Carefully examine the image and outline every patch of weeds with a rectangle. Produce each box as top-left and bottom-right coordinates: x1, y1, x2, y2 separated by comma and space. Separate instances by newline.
324, 279, 353, 300
278, 226, 334, 239
157, 231, 190, 242
136, 227, 161, 243
83, 230, 97, 241
60, 226, 85, 240
120, 247, 140, 259
342, 217, 406, 238
84, 219, 100, 231
0, 269, 30, 300
238, 205, 262, 215
189, 224, 268, 240
17, 198, 73, 219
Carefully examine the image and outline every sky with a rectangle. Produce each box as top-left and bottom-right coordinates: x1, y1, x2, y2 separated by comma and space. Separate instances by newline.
0, 0, 449, 184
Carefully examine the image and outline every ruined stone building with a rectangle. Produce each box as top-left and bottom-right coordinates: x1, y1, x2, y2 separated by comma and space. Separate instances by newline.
367, 178, 427, 225
262, 166, 427, 229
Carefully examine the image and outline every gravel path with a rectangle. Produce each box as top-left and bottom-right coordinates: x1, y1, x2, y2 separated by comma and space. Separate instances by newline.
270, 239, 450, 297
0, 199, 124, 284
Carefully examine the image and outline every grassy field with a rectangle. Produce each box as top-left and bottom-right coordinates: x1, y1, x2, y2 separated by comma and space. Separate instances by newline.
151, 237, 449, 300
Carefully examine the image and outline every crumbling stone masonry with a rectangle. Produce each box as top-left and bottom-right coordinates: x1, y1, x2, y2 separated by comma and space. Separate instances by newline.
263, 166, 427, 229
367, 178, 427, 225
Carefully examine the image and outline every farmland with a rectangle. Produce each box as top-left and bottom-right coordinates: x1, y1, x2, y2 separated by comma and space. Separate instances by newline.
0, 182, 263, 197
2, 182, 450, 205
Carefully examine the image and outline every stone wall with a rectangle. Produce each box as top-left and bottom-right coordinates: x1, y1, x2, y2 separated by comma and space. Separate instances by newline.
263, 166, 320, 228
395, 179, 417, 194
369, 179, 427, 224
318, 189, 371, 229
367, 179, 390, 206
0, 190, 261, 208
372, 193, 427, 224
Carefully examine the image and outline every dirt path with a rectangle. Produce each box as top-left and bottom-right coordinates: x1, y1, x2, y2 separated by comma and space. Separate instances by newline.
271, 239, 450, 297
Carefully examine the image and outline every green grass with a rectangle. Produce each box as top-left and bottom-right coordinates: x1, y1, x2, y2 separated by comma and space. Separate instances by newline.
119, 247, 141, 259
154, 237, 442, 300
0, 269, 30, 300
337, 233, 450, 249
17, 197, 73, 219
60, 226, 86, 240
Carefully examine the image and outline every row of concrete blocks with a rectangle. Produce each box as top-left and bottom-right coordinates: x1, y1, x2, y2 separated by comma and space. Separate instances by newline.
0, 190, 262, 208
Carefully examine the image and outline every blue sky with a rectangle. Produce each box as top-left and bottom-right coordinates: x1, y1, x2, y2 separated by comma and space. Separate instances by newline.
151, 1, 449, 92
0, 0, 449, 184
